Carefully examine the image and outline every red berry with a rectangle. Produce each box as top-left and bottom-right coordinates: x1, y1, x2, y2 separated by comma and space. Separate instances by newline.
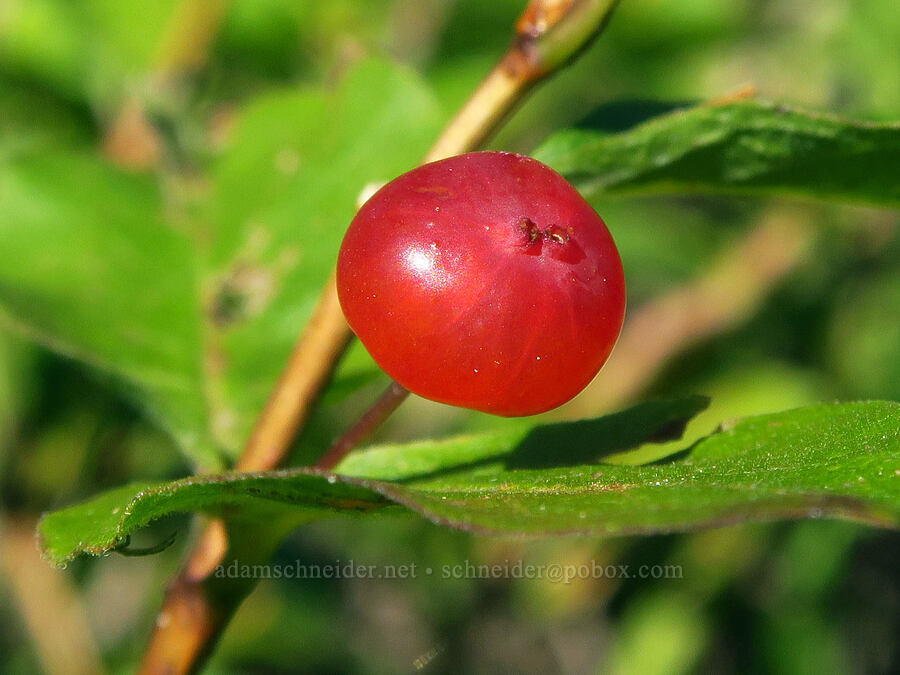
337, 151, 626, 416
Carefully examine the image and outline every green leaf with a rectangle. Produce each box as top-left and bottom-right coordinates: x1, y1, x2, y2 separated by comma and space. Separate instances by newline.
0, 0, 189, 108
337, 395, 712, 478
39, 401, 899, 565
534, 100, 900, 207
0, 58, 443, 468
38, 397, 705, 564
342, 401, 899, 536
38, 474, 390, 566
0, 153, 210, 461
0, 78, 93, 159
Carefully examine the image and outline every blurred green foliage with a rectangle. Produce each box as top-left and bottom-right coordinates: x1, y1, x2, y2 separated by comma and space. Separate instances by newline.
1, 0, 898, 673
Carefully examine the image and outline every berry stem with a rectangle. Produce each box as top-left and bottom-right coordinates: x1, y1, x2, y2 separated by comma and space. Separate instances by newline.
315, 381, 410, 471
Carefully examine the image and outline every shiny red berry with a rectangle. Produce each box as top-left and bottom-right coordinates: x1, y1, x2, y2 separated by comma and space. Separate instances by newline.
337, 151, 626, 416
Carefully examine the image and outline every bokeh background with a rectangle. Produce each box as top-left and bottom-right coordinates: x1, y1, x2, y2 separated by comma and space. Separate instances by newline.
1, 0, 898, 673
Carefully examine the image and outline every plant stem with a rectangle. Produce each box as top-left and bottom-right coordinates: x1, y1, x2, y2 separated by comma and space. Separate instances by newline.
236, 275, 352, 471
315, 381, 410, 471
139, 2, 624, 672
427, 0, 620, 160
138, 519, 294, 675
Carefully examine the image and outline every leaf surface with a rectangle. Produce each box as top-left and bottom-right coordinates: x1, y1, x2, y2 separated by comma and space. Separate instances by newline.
0, 59, 442, 468
535, 100, 900, 206
40, 401, 900, 565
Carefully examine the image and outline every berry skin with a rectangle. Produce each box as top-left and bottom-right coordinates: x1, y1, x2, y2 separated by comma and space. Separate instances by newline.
337, 151, 625, 416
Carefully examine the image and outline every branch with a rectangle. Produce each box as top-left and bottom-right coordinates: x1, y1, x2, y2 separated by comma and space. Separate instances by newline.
428, 0, 620, 160
235, 276, 351, 471
139, 2, 625, 673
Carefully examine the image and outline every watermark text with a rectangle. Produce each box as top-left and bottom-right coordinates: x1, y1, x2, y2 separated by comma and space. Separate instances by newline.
214, 559, 683, 583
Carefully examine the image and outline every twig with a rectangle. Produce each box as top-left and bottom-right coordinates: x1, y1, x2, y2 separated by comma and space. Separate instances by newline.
235, 275, 351, 471
139, 2, 625, 672
428, 0, 621, 161
138, 520, 229, 674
